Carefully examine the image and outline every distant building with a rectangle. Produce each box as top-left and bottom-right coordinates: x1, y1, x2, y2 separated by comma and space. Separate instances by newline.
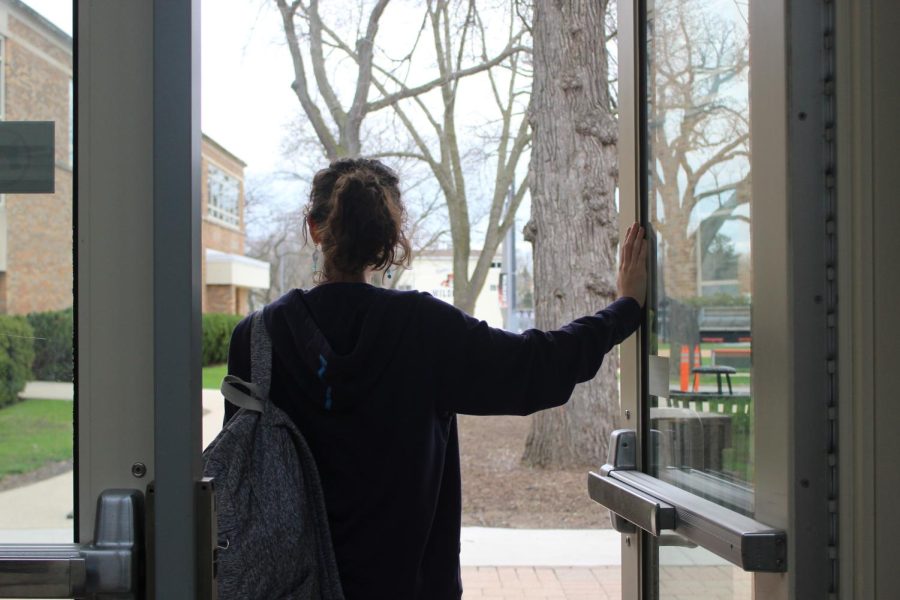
0, 0, 268, 315
200, 135, 269, 314
397, 249, 504, 328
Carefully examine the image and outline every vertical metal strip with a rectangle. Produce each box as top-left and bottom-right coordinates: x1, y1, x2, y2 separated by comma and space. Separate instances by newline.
634, 1, 658, 597
786, 0, 839, 596
748, 1, 790, 597
77, 1, 157, 546
822, 0, 839, 596
616, 0, 643, 597
71, 0, 79, 543
153, 1, 202, 598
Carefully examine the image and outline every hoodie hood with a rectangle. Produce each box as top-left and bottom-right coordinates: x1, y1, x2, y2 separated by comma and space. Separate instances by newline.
262, 285, 420, 412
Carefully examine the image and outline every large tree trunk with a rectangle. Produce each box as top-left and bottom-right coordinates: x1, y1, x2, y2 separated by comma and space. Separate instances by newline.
522, 0, 619, 468
661, 218, 698, 301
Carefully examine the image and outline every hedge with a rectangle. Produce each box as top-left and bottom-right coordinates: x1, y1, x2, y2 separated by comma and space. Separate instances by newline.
27, 308, 74, 382
0, 315, 35, 408
202, 313, 244, 367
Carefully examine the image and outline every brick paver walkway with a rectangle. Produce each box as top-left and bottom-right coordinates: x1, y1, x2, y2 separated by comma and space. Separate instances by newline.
462, 567, 621, 599
462, 565, 752, 599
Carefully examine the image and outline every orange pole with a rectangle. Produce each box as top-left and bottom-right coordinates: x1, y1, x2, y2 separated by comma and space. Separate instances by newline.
692, 344, 702, 392
679, 344, 689, 392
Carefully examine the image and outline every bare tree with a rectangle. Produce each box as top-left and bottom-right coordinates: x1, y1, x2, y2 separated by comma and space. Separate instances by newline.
274, 0, 531, 313
522, 0, 620, 467
647, 0, 751, 379
521, 0, 750, 467
647, 0, 750, 300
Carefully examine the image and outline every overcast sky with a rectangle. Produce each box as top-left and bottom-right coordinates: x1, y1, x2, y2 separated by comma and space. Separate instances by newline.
20, 0, 534, 252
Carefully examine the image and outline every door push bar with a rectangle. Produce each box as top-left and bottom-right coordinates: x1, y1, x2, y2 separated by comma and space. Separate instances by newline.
588, 429, 788, 573
0, 489, 143, 598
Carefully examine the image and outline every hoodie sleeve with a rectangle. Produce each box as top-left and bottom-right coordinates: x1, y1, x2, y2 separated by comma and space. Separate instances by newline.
426, 295, 642, 416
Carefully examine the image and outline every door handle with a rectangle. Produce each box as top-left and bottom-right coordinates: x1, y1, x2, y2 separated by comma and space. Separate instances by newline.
588, 429, 787, 572
0, 489, 143, 598
587, 429, 675, 535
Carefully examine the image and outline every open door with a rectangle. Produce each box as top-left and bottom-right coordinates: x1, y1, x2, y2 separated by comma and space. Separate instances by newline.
591, 0, 840, 598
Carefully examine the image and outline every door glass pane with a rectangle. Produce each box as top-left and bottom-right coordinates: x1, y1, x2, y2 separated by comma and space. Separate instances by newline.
0, 1, 74, 545
644, 0, 752, 595
655, 539, 751, 599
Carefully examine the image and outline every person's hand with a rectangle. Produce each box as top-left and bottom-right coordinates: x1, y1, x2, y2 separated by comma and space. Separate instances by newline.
617, 223, 648, 308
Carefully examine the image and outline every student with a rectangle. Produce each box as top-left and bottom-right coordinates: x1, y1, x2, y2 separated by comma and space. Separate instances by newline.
225, 157, 648, 600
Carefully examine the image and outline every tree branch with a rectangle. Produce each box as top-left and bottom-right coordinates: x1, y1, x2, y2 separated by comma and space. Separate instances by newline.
346, 0, 391, 147
275, 0, 339, 158
306, 0, 348, 130
366, 43, 529, 113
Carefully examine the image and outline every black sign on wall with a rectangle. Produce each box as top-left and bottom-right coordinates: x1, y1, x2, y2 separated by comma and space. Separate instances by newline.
0, 121, 55, 194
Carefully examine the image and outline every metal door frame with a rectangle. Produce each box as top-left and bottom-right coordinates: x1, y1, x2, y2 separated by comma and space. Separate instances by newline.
616, 1, 837, 597
77, 2, 201, 597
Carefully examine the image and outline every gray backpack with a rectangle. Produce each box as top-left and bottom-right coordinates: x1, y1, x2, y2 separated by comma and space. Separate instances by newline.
202, 310, 344, 600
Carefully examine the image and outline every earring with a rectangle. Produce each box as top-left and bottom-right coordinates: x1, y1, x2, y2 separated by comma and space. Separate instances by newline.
312, 247, 320, 274
385, 267, 393, 280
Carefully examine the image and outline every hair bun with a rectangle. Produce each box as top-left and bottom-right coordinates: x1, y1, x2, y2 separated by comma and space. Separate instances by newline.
306, 159, 411, 279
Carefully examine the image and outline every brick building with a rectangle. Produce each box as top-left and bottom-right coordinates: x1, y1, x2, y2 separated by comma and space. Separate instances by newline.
0, 0, 72, 315
0, 0, 267, 316
200, 134, 269, 314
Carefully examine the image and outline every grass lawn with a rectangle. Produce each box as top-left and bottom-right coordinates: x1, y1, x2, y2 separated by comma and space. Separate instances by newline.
0, 399, 73, 479
203, 364, 228, 390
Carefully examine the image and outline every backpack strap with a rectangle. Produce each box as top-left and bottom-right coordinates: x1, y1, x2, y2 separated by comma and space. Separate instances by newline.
220, 309, 274, 414
250, 309, 273, 399
220, 374, 264, 413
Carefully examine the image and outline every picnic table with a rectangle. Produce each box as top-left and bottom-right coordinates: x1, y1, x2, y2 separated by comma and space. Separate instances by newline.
691, 364, 737, 394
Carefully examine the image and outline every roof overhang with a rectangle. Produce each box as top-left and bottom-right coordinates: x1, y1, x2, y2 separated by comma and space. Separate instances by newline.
205, 249, 270, 289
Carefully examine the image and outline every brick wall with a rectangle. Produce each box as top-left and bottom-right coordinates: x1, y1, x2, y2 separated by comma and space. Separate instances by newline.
7, 15, 69, 67
5, 174, 72, 314
3, 14, 73, 314
237, 287, 249, 315
206, 284, 237, 314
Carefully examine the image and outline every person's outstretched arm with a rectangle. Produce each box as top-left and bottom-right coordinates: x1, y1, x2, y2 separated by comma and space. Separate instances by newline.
434, 223, 648, 416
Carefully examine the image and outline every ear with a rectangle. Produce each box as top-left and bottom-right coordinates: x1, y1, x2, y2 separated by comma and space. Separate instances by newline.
307, 216, 321, 245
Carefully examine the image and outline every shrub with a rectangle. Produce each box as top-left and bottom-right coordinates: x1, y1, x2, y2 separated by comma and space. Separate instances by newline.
202, 313, 244, 367
27, 308, 74, 382
0, 315, 35, 408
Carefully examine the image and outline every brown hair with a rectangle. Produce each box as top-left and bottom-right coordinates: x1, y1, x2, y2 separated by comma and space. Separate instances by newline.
306, 158, 411, 281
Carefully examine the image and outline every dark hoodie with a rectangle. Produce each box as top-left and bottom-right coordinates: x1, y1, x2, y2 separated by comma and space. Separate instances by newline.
225, 283, 641, 599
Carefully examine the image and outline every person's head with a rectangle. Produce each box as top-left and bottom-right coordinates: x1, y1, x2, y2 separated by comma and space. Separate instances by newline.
305, 158, 411, 282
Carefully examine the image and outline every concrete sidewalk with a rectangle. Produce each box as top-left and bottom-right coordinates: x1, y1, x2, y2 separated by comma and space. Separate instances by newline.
19, 381, 74, 401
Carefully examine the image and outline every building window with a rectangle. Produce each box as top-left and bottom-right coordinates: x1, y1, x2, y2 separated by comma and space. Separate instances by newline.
207, 163, 240, 227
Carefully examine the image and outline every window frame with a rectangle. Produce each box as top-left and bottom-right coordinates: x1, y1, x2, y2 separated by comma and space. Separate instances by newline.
205, 161, 241, 229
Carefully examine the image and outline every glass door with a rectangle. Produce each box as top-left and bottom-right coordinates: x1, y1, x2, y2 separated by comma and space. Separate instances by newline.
0, 0, 75, 548
642, 0, 754, 596
586, 0, 818, 598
